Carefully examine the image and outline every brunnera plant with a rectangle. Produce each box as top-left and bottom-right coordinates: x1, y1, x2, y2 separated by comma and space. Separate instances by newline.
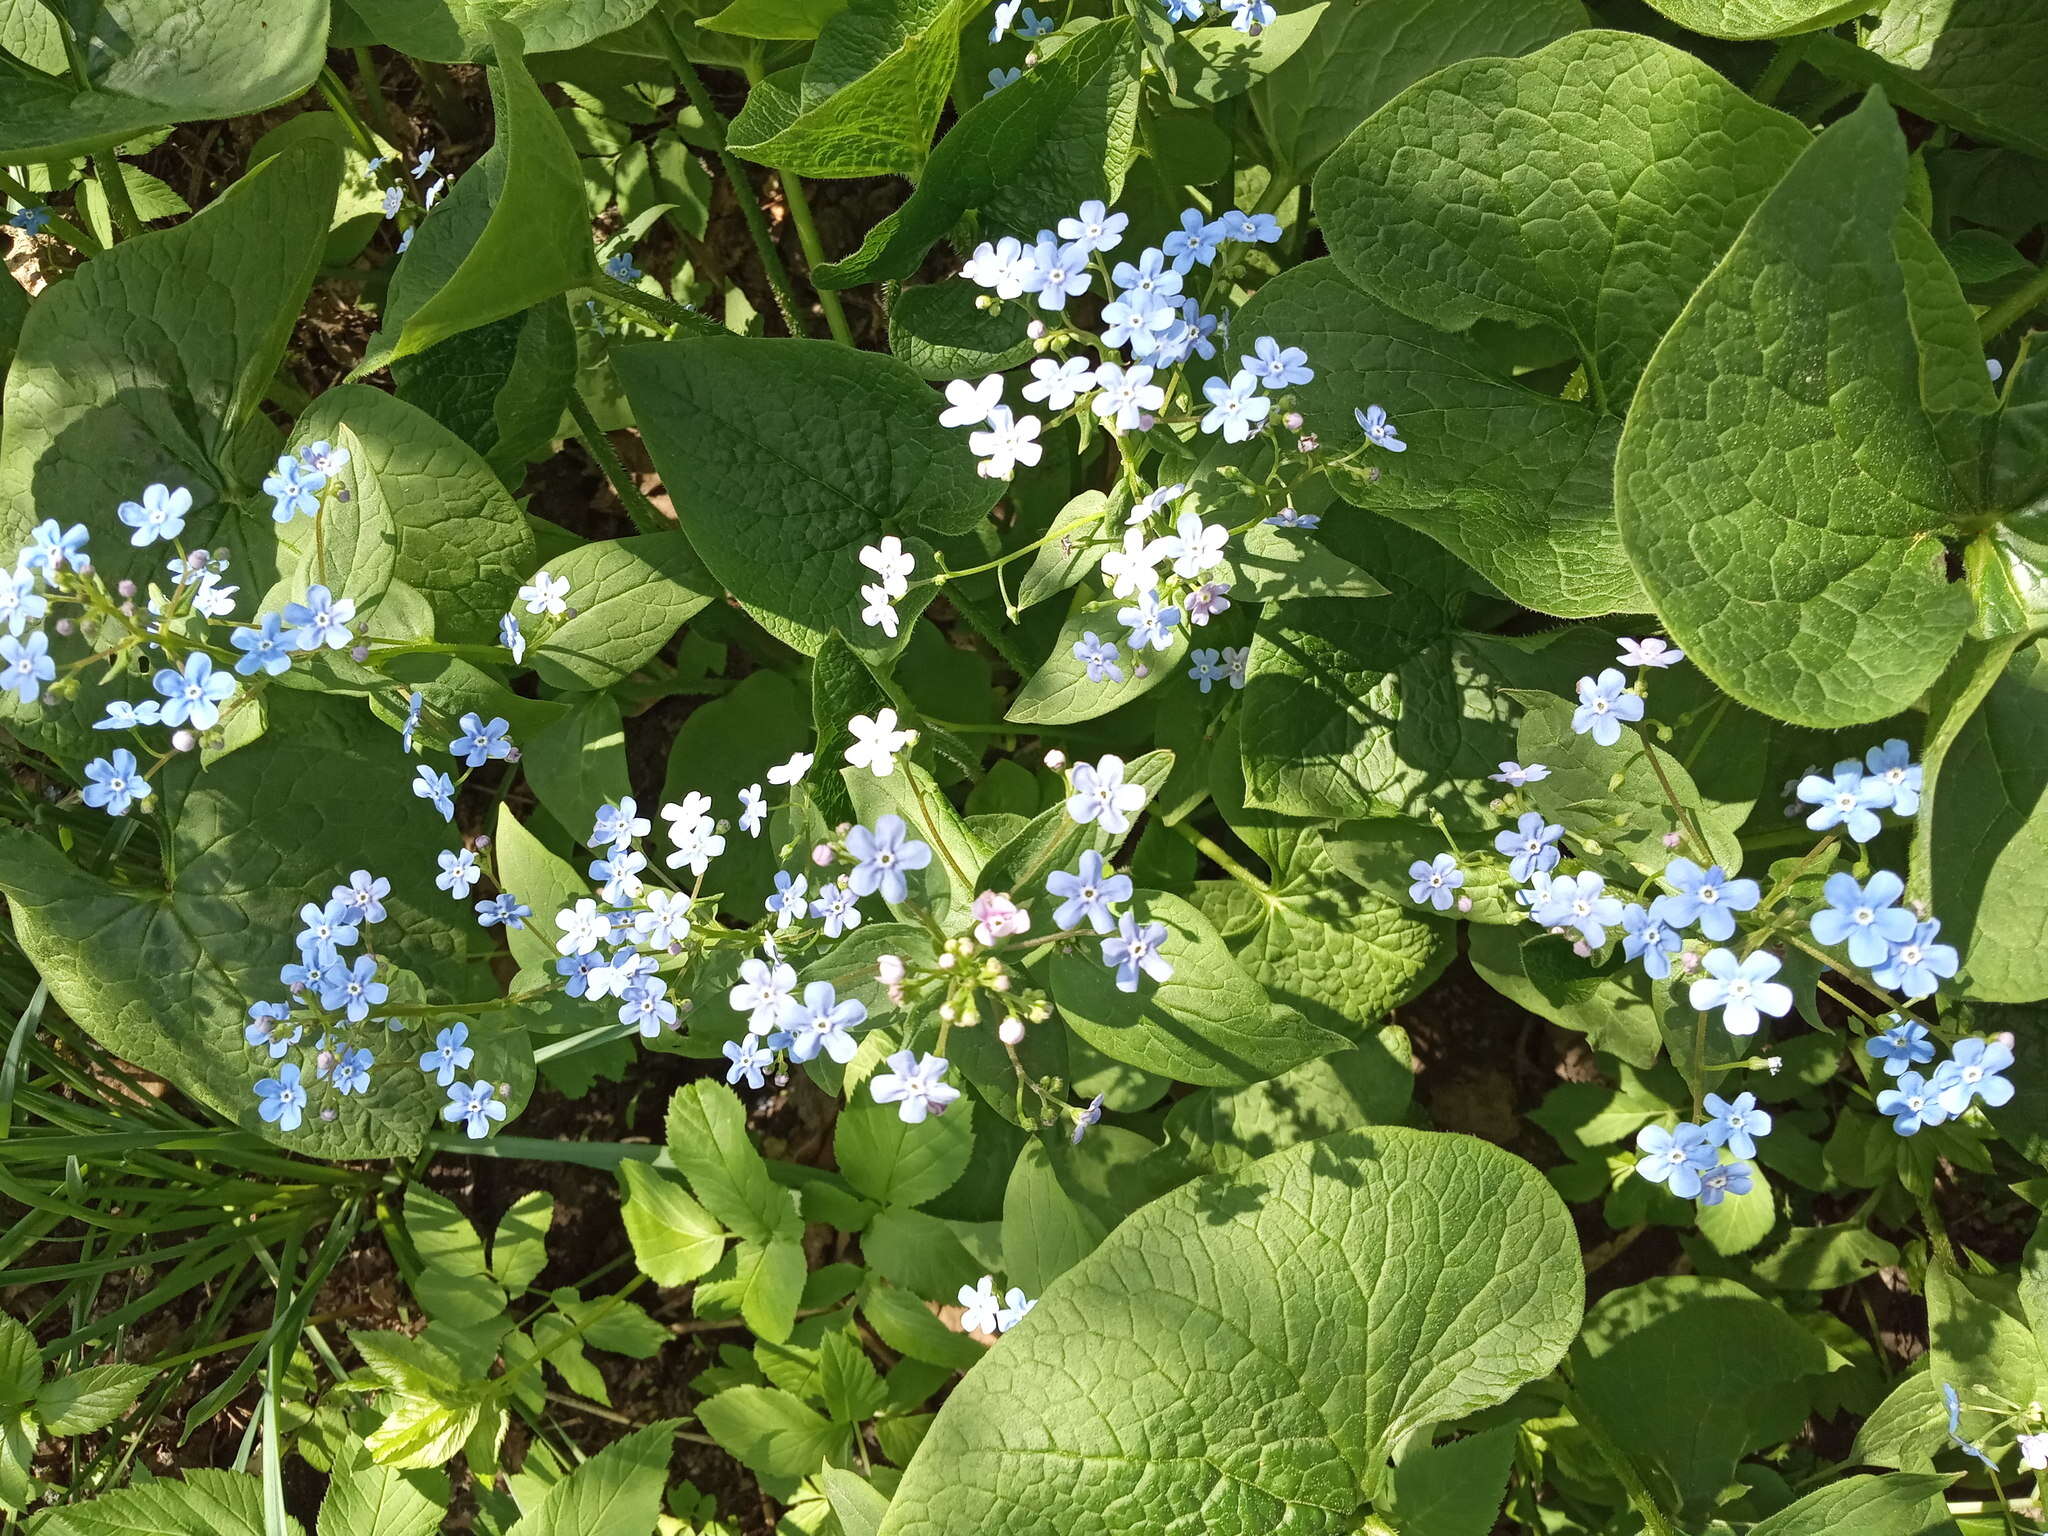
1, 0, 2046, 1532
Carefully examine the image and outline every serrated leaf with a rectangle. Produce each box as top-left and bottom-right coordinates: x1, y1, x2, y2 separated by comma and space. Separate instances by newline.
835, 1091, 975, 1207
31, 1366, 155, 1436
877, 1129, 1581, 1532
318, 1435, 448, 1536
617, 1161, 729, 1287
697, 1387, 848, 1479
665, 1080, 803, 1246
404, 1187, 510, 1328
491, 1191, 555, 1294
348, 0, 658, 62
1747, 1473, 1960, 1536
0, 1319, 36, 1407
19, 1468, 272, 1536
503, 1419, 677, 1536
1615, 92, 1972, 728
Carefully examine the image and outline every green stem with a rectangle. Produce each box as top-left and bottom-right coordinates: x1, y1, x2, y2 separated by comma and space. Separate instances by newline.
778, 173, 855, 344
316, 67, 382, 160
566, 388, 666, 535
1751, 35, 1806, 105
351, 46, 399, 144
592, 268, 722, 338
1172, 822, 1272, 895
93, 152, 144, 241
944, 582, 1035, 675
1979, 261, 2048, 342
0, 167, 100, 254
1566, 1394, 1680, 1536
649, 16, 813, 338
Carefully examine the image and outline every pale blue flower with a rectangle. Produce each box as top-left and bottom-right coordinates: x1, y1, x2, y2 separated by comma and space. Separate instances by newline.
778, 981, 867, 1065
420, 1023, 473, 1085
443, 1080, 506, 1138
262, 455, 326, 523
335, 870, 389, 924
413, 765, 455, 821
1015, 6, 1054, 35
592, 797, 651, 850
1530, 872, 1624, 947
93, 698, 160, 730
0, 631, 54, 704
1353, 403, 1405, 452
319, 954, 387, 1023
1876, 1071, 1948, 1136
436, 847, 479, 899
283, 584, 355, 651
766, 870, 809, 931
1056, 199, 1123, 253
1101, 910, 1172, 992
1696, 1161, 1753, 1207
810, 883, 863, 938
1101, 291, 1177, 355
870, 1050, 960, 1123
1200, 369, 1271, 442
984, 66, 1021, 97
411, 147, 437, 179
499, 612, 525, 665
1620, 903, 1682, 980
1494, 812, 1562, 883
0, 568, 46, 636
1118, 588, 1182, 651
1862, 738, 1922, 816
1633, 1122, 1717, 1200
1188, 647, 1223, 693
1571, 667, 1643, 747
152, 652, 236, 729
1213, 209, 1280, 244
401, 689, 424, 752
1073, 630, 1124, 683
81, 750, 151, 816
1810, 870, 1914, 967
1408, 853, 1462, 911
1701, 1091, 1771, 1158
848, 814, 933, 903
1934, 1037, 2015, 1116
1795, 759, 1888, 843
724, 1033, 773, 1090
1865, 1017, 1935, 1077
1048, 849, 1131, 934
1021, 238, 1092, 311
1242, 336, 1312, 389
228, 613, 293, 677
332, 1045, 373, 1096
8, 205, 51, 234
1870, 919, 1958, 999
1657, 857, 1759, 942
604, 251, 642, 283
1163, 209, 1221, 272
449, 711, 512, 767
1688, 948, 1793, 1036
255, 1064, 307, 1132
296, 897, 359, 955
21, 520, 88, 577
117, 483, 191, 547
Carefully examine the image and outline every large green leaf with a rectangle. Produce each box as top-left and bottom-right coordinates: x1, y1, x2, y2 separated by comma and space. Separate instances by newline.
525, 533, 718, 689
1641, 0, 1868, 38
1808, 0, 2048, 159
615, 336, 998, 657
1253, 0, 1582, 179
728, 0, 967, 177
1614, 92, 1972, 727
878, 1129, 1581, 1533
0, 0, 328, 164
503, 1420, 678, 1536
1317, 31, 1807, 412
1164, 1033, 1413, 1175
0, 695, 518, 1160
346, 0, 658, 62
392, 300, 577, 487
1232, 260, 1634, 617
358, 24, 596, 370
1745, 1473, 1960, 1536
1006, 589, 1187, 725
22, 1469, 270, 1536
815, 20, 1142, 289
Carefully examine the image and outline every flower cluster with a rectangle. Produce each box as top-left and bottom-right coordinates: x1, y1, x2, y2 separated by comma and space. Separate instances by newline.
1867, 1022, 2014, 1135
956, 1273, 1036, 1334
1633, 1092, 1769, 1208
497, 567, 577, 666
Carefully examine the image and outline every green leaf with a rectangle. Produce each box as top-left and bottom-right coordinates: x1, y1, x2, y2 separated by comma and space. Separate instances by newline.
617, 1161, 728, 1287
31, 1365, 155, 1436
20, 1469, 270, 1536
1015, 491, 1117, 612
0, 0, 329, 164
1926, 1266, 2048, 1457
319, 1435, 449, 1536
1641, 0, 1867, 37
1614, 92, 1973, 728
359, 25, 596, 369
1318, 30, 1809, 410
701, 1235, 810, 1345
1232, 261, 1633, 617
665, 1080, 803, 1246
525, 533, 717, 689
860, 1278, 985, 1370
404, 1188, 510, 1328
821, 1469, 892, 1536
617, 335, 997, 657
1807, 1, 2048, 159
1468, 924, 1661, 1069
0, 695, 497, 1159
820, 1328, 889, 1424
877, 1129, 1581, 1531
1920, 637, 2048, 1001
1746, 1473, 1960, 1536
503, 1419, 678, 1536
1323, 821, 1520, 924
888, 280, 1037, 380
292, 384, 540, 643
1252, 0, 1583, 176
1151, 6, 1327, 107
1049, 890, 1347, 1085
348, 0, 658, 62
1751, 1224, 1903, 1290
1694, 1161, 1776, 1256
0, 1319, 36, 1407
392, 300, 577, 487
1165, 1032, 1414, 1175
860, 1206, 982, 1300
729, 0, 967, 177
702, 0, 852, 39
835, 1091, 975, 1207
1224, 519, 1388, 604
1001, 1134, 1113, 1295
1384, 1426, 1517, 1536
522, 696, 633, 833
1006, 588, 1187, 725
815, 20, 1142, 289
491, 1190, 555, 1294
492, 803, 590, 975
697, 1386, 847, 1479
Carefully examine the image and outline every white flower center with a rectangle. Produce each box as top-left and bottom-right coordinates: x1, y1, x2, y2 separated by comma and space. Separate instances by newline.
1901, 945, 1922, 965
1854, 906, 1874, 924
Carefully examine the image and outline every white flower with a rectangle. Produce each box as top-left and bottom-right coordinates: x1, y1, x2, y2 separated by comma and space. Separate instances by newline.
846, 707, 915, 777
729, 956, 798, 1030
1089, 362, 1165, 431
871, 1049, 960, 1123
1066, 754, 1147, 834
767, 751, 814, 786
996, 1287, 1036, 1332
1022, 356, 1095, 411
968, 406, 1043, 480
939, 374, 1004, 429
2020, 1431, 2048, 1472
1160, 510, 1227, 578
1221, 645, 1249, 690
1128, 482, 1187, 526
662, 790, 715, 837
859, 582, 900, 637
519, 571, 571, 616
958, 1275, 1003, 1334
738, 783, 766, 837
1098, 526, 1165, 599
859, 536, 915, 598
555, 898, 613, 957
667, 818, 727, 876
1617, 635, 1685, 669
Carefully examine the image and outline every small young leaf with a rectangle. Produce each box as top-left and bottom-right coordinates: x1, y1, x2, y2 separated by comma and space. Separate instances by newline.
617, 1160, 729, 1288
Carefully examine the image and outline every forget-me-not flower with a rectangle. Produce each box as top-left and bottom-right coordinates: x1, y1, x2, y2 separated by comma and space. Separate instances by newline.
256, 1064, 308, 1132
1200, 370, 1271, 442
1934, 1037, 2015, 1116
1657, 858, 1759, 942
1057, 199, 1125, 253
332, 1046, 372, 1096
436, 847, 480, 899
1689, 948, 1793, 1036
1571, 668, 1643, 747
81, 750, 152, 816
117, 483, 191, 547
1795, 760, 1889, 843
1408, 854, 1463, 911
1101, 911, 1172, 992
1701, 1091, 1772, 1158
1696, 1161, 1753, 1207
1876, 1071, 1948, 1136
154, 652, 236, 729
810, 883, 862, 938
263, 456, 325, 523
1862, 738, 1922, 816
1354, 404, 1405, 451
1242, 336, 1312, 389
0, 631, 53, 705
413, 765, 455, 821
1617, 636, 1683, 669
1865, 1017, 1934, 1076
1048, 849, 1132, 934
1492, 761, 1550, 786
1870, 918, 1958, 999
283, 584, 356, 651
1494, 812, 1562, 883
1530, 872, 1624, 947
1810, 870, 1915, 966
450, 712, 512, 767
1073, 630, 1124, 684
1067, 755, 1147, 834
848, 814, 933, 903
1022, 355, 1095, 410
778, 981, 867, 1065
1118, 588, 1182, 652
444, 1080, 506, 1138
475, 894, 531, 929
1633, 1122, 1718, 1200
766, 870, 809, 931
230, 613, 294, 677
419, 1023, 474, 1086
871, 1050, 961, 1122
730, 956, 799, 1031
320, 954, 388, 1023
1620, 903, 1683, 980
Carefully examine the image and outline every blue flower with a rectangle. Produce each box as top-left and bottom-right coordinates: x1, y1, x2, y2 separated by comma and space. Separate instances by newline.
1021, 237, 1093, 311
336, 870, 389, 924
1220, 0, 1275, 33
443, 1080, 505, 1139
1701, 1091, 1772, 1158
1213, 208, 1280, 244
619, 980, 677, 1037
1795, 760, 1888, 843
1160, 0, 1202, 19
22, 520, 89, 577
1869, 918, 1958, 999
1199, 370, 1271, 442
1570, 667, 1644, 748
255, 1064, 307, 1132
1491, 761, 1550, 787
1048, 849, 1132, 934
1657, 857, 1760, 943
1101, 910, 1172, 992
779, 981, 867, 1065
592, 797, 651, 850
1408, 853, 1463, 911
381, 185, 403, 220
1071, 1093, 1105, 1144
1876, 1071, 1948, 1135
299, 440, 350, 476
1015, 3, 1054, 33
870, 1050, 960, 1123
1864, 1017, 1935, 1077
1057, 199, 1125, 254
8, 205, 51, 234
411, 147, 436, 180
152, 652, 236, 730
1863, 738, 1922, 816
499, 612, 525, 665
476, 894, 530, 929
1242, 335, 1313, 389
983, 65, 1021, 97
847, 814, 933, 904
1101, 291, 1176, 355
1530, 872, 1624, 947
419, 1025, 475, 1089
1696, 1160, 1753, 1207
1163, 209, 1221, 271
229, 613, 294, 677
450, 711, 512, 767
604, 251, 642, 283
413, 765, 455, 821
1633, 1122, 1718, 1200
296, 898, 360, 955
0, 568, 46, 637
0, 631, 54, 705
319, 954, 388, 1023
1066, 755, 1147, 834
1941, 1382, 1998, 1470
332, 1045, 373, 1096
401, 689, 424, 752
724, 1033, 774, 1090
282, 584, 356, 650
262, 455, 326, 523
766, 870, 809, 930
1110, 247, 1182, 301
1494, 812, 1563, 883
1810, 870, 1914, 966
116, 483, 191, 547
1353, 404, 1405, 452
1263, 505, 1319, 529
1934, 1036, 2015, 1116
1117, 588, 1182, 651
80, 749, 152, 816
1073, 630, 1124, 683
92, 699, 160, 731
1620, 903, 1683, 980
1689, 948, 1793, 1036
809, 884, 862, 938
1188, 647, 1224, 693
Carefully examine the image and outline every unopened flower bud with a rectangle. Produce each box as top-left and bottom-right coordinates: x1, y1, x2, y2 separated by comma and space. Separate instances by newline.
1136, 413, 1156, 432
939, 1002, 957, 1022
1043, 748, 1067, 772
116, 579, 136, 598
1282, 411, 1303, 430
320, 1106, 338, 1122
1298, 434, 1319, 453
1456, 895, 1472, 913
1026, 320, 1045, 339
998, 1017, 1026, 1045
1661, 831, 1682, 849
474, 834, 492, 850
938, 952, 957, 970
1134, 662, 1149, 679
991, 973, 1011, 992
1028, 999, 1052, 1022
1678, 950, 1703, 974
351, 644, 370, 662
53, 618, 72, 636
811, 842, 835, 866
316, 1048, 337, 1076
171, 728, 196, 753
774, 1071, 790, 1088
877, 954, 906, 985
1571, 939, 1592, 958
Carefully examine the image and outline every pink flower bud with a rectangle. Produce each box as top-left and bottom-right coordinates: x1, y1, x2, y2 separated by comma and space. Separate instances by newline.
1282, 411, 1303, 430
